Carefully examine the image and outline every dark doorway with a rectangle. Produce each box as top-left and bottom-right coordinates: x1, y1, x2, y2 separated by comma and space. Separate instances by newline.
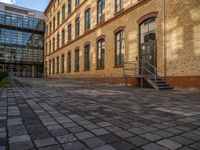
139, 17, 157, 75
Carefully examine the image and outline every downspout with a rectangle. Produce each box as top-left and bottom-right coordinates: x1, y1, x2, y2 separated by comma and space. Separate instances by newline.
163, 0, 167, 79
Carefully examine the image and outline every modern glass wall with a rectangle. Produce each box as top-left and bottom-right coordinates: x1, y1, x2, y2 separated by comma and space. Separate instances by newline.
0, 11, 44, 31
0, 11, 44, 77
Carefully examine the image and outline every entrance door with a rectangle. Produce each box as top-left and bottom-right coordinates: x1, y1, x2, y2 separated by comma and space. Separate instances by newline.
140, 39, 157, 74
139, 17, 157, 75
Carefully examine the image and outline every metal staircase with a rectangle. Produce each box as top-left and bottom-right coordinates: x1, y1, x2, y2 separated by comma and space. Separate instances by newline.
123, 59, 173, 90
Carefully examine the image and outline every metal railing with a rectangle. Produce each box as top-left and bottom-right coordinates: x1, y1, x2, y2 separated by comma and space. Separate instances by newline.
123, 59, 158, 86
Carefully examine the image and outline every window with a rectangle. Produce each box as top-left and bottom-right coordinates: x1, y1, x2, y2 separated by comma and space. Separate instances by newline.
53, 37, 55, 51
68, 0, 72, 14
68, 24, 72, 42
115, 0, 123, 13
97, 0, 105, 24
61, 29, 65, 46
49, 40, 51, 53
49, 60, 51, 74
67, 52, 71, 72
75, 0, 80, 6
140, 18, 156, 44
57, 56, 60, 74
75, 17, 80, 37
57, 11, 60, 26
85, 9, 90, 31
62, 5, 66, 21
61, 54, 65, 73
53, 17, 56, 30
45, 25, 48, 37
49, 21, 52, 33
52, 58, 55, 74
84, 44, 90, 70
45, 42, 48, 55
115, 30, 124, 66
75, 49, 79, 72
97, 38, 105, 68
57, 33, 60, 49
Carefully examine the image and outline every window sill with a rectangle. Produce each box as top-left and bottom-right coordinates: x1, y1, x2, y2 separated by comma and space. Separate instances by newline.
114, 65, 124, 68
96, 67, 104, 70
114, 9, 124, 16
96, 21, 105, 27
84, 68, 90, 71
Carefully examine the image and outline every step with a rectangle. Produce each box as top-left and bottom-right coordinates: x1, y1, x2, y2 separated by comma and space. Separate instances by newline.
158, 86, 173, 90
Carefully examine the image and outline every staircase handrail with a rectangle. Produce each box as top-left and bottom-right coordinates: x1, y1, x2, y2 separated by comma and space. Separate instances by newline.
141, 59, 158, 85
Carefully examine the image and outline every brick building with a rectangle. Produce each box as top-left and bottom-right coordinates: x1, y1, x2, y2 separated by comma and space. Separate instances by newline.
44, 0, 200, 89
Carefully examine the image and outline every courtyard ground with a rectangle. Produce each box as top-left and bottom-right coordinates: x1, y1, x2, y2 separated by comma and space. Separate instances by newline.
0, 78, 200, 150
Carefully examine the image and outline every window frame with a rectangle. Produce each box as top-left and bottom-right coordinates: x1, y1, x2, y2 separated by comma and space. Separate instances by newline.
97, 38, 105, 69
115, 30, 125, 67
97, 0, 105, 24
85, 8, 91, 32
84, 44, 90, 70
74, 49, 80, 72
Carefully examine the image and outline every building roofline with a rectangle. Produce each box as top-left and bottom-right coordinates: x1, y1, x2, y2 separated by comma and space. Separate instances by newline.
44, 0, 54, 14
0, 2, 44, 19
0, 2, 44, 13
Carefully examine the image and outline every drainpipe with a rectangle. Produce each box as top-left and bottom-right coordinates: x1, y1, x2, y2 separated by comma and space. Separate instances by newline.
163, 0, 167, 79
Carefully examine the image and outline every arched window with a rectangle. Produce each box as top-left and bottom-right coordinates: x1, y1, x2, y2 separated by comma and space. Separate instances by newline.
97, 0, 105, 23
85, 8, 91, 31
97, 38, 105, 68
140, 17, 157, 44
75, 49, 80, 72
84, 44, 90, 70
67, 52, 71, 73
115, 30, 124, 66
75, 17, 80, 37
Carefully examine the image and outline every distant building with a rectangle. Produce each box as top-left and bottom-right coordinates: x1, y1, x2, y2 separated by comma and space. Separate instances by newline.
44, 0, 200, 89
0, 2, 44, 77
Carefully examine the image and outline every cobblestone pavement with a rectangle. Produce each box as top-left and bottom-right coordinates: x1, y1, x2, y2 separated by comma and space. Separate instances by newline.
0, 78, 200, 150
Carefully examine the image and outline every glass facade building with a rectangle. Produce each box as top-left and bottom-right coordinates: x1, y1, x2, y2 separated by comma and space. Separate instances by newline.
0, 2, 44, 77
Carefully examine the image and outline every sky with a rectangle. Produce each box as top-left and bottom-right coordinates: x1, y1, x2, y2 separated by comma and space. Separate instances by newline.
0, 0, 50, 12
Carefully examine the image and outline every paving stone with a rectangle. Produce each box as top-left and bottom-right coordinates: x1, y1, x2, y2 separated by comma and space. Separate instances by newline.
153, 130, 173, 138
9, 141, 34, 150
56, 134, 77, 144
68, 126, 85, 133
75, 131, 94, 140
178, 147, 195, 150
97, 122, 112, 127
62, 141, 88, 150
34, 138, 58, 148
190, 142, 200, 150
142, 143, 168, 150
83, 137, 105, 148
114, 130, 133, 138
0, 146, 5, 150
0, 132, 6, 138
91, 128, 109, 136
9, 135, 31, 144
111, 141, 136, 150
105, 126, 121, 132
169, 136, 194, 145
50, 129, 69, 137
140, 133, 163, 142
157, 139, 182, 150
126, 136, 150, 147
38, 145, 63, 150
99, 134, 121, 144
129, 127, 147, 135
93, 145, 116, 150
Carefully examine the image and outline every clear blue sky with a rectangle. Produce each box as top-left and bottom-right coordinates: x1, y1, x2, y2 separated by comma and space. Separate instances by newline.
0, 0, 50, 12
